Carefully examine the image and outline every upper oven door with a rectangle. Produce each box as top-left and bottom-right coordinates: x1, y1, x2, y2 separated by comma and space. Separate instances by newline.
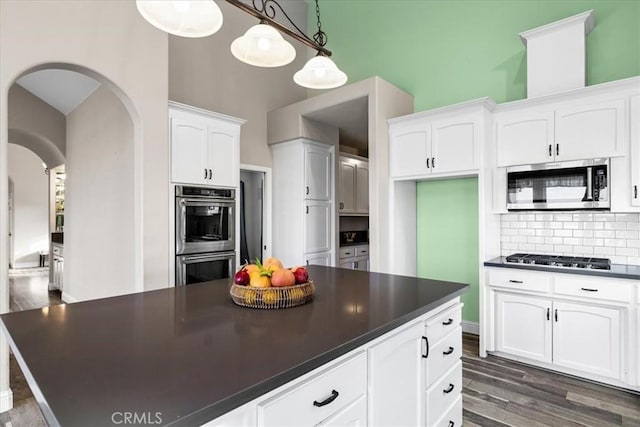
506, 159, 609, 210
176, 197, 235, 255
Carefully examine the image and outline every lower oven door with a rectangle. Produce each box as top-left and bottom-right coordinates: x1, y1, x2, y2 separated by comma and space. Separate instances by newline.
176, 251, 236, 286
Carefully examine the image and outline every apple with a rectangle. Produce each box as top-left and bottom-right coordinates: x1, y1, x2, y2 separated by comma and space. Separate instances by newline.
234, 269, 250, 286
292, 267, 309, 284
271, 269, 295, 287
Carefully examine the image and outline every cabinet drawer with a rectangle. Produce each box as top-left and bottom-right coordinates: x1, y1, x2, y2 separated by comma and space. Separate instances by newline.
317, 394, 366, 426
258, 352, 367, 426
488, 268, 551, 293
425, 303, 462, 345
425, 327, 462, 388
554, 276, 632, 303
433, 395, 462, 427
425, 360, 462, 426
355, 246, 369, 256
339, 247, 356, 259
52, 245, 63, 256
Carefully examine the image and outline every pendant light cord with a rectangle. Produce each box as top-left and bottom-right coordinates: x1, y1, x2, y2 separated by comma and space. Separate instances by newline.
313, 0, 327, 48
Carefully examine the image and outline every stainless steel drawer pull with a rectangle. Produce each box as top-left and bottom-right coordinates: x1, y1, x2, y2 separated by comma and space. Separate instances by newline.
443, 346, 454, 356
443, 384, 455, 394
442, 318, 454, 326
580, 287, 598, 292
509, 280, 523, 284
313, 390, 339, 407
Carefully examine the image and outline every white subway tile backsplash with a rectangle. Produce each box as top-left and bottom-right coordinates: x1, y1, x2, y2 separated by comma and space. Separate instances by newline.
554, 214, 572, 221
500, 212, 640, 265
573, 230, 594, 238
603, 239, 626, 248
563, 237, 582, 245
616, 230, 639, 240
594, 230, 616, 238
604, 222, 627, 231
616, 247, 639, 257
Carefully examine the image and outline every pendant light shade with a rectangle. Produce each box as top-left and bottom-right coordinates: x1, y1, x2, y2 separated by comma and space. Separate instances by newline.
136, 0, 223, 38
293, 55, 347, 89
230, 24, 296, 67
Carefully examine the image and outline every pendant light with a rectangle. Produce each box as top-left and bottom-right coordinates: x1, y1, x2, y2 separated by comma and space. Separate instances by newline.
294, 53, 347, 89
231, 22, 296, 67
136, 0, 223, 38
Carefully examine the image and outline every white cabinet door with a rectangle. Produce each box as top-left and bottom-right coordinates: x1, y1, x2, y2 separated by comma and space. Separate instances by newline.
339, 160, 356, 213
305, 252, 332, 267
496, 111, 554, 167
495, 293, 552, 363
355, 163, 368, 213
208, 127, 237, 188
552, 301, 621, 380
555, 98, 626, 162
304, 201, 331, 254
171, 116, 209, 185
318, 395, 367, 427
389, 120, 430, 178
368, 322, 424, 427
631, 95, 640, 207
431, 119, 478, 174
305, 145, 332, 201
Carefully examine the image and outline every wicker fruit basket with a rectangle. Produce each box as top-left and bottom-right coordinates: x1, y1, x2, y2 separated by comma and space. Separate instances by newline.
230, 281, 315, 309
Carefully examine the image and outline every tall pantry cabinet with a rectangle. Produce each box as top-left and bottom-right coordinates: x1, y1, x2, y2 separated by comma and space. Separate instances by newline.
271, 139, 335, 268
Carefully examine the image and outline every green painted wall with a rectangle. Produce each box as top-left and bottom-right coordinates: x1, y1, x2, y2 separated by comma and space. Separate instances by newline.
313, 1, 640, 323
417, 178, 479, 321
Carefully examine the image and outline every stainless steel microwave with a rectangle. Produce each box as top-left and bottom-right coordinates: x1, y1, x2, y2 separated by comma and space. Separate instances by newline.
507, 159, 609, 211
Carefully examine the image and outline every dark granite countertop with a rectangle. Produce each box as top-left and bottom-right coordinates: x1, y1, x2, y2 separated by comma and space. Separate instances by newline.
0, 266, 468, 427
484, 257, 640, 280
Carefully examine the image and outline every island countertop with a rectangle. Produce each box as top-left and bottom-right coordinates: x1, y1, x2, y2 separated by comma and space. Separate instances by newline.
1, 266, 468, 427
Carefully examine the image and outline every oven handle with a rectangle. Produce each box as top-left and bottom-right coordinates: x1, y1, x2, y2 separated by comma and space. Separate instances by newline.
179, 252, 236, 264
178, 198, 235, 207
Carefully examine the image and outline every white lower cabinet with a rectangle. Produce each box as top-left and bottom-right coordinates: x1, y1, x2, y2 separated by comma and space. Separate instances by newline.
487, 267, 636, 389
495, 293, 552, 363
368, 322, 424, 426
552, 301, 621, 380
425, 361, 462, 427
305, 252, 332, 267
433, 395, 462, 427
317, 395, 367, 426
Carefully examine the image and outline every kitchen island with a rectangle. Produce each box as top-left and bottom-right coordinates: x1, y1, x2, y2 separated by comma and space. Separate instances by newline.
1, 266, 468, 426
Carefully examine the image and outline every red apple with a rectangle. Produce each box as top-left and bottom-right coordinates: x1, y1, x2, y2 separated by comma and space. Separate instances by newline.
292, 267, 309, 284
234, 269, 250, 286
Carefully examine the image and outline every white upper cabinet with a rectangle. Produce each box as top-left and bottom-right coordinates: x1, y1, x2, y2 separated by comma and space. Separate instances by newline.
430, 118, 479, 174
170, 102, 244, 188
496, 110, 555, 167
555, 98, 626, 161
630, 95, 640, 207
389, 119, 430, 179
496, 92, 629, 167
338, 155, 369, 215
389, 99, 489, 180
305, 145, 332, 201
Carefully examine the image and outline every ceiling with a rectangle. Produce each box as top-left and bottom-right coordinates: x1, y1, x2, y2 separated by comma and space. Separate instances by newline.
16, 69, 101, 115
305, 97, 369, 154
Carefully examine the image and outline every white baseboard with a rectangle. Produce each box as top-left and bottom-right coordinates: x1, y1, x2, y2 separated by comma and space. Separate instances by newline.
462, 321, 479, 335
13, 261, 39, 269
0, 388, 13, 413
61, 292, 79, 303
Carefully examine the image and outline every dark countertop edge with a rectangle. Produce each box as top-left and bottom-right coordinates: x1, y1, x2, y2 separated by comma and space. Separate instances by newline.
484, 258, 640, 280
167, 285, 469, 426
0, 322, 60, 427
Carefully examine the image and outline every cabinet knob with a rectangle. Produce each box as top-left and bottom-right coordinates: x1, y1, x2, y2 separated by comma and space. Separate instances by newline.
555, 309, 558, 322
442, 318, 453, 326
443, 346, 454, 355
634, 185, 638, 199
426, 157, 430, 168
556, 143, 560, 156
208, 169, 212, 180
306, 186, 309, 195
443, 383, 455, 394
421, 336, 429, 358
432, 157, 435, 168
548, 144, 552, 157
204, 168, 207, 179
306, 206, 309, 214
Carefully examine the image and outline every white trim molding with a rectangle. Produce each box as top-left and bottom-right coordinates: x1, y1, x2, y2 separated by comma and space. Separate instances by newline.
0, 388, 13, 413
61, 292, 79, 304
462, 321, 480, 335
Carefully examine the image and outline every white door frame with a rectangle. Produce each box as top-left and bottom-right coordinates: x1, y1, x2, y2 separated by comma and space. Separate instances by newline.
239, 164, 272, 264
7, 178, 13, 269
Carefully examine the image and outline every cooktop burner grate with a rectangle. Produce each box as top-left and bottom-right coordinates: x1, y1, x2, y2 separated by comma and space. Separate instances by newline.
505, 253, 611, 270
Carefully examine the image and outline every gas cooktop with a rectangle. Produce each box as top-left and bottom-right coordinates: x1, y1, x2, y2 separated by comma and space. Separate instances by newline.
505, 253, 611, 270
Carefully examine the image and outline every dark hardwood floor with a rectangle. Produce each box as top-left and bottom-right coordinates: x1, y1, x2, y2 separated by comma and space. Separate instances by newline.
461, 334, 640, 426
1, 273, 639, 426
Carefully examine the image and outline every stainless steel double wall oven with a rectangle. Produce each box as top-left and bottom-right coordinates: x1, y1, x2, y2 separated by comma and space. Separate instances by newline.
175, 186, 235, 286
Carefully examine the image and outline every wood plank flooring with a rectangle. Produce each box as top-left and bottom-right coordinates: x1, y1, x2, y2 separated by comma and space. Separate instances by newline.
1, 273, 638, 426
461, 334, 640, 426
